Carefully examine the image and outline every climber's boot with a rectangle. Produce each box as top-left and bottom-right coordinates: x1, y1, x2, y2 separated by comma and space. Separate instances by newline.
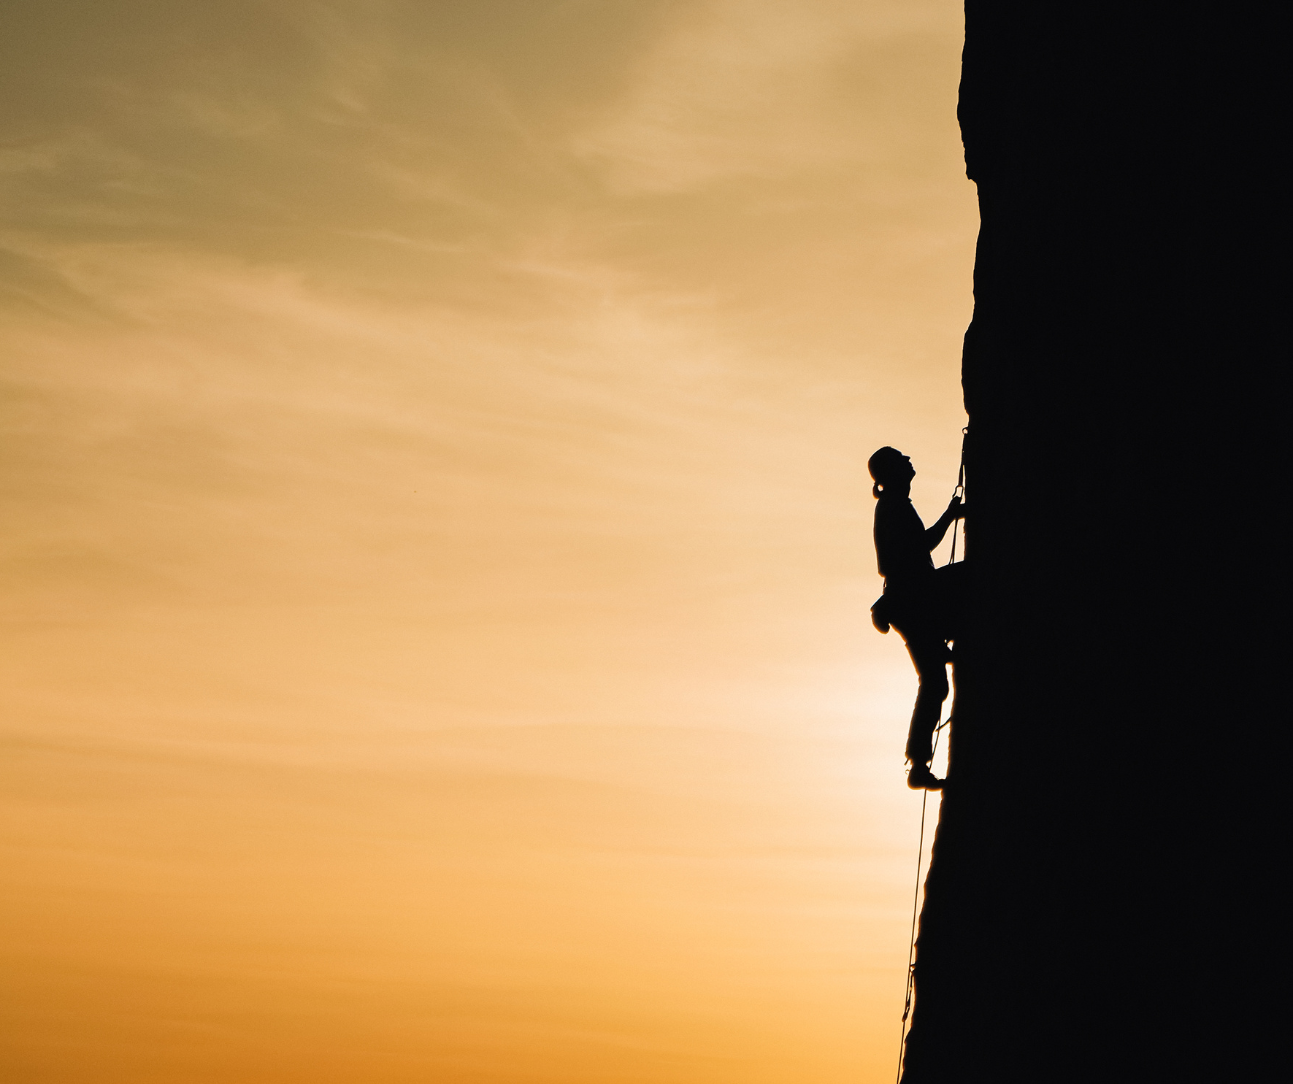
907, 763, 944, 790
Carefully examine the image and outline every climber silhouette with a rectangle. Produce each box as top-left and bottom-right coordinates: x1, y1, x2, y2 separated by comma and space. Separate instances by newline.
868, 447, 965, 790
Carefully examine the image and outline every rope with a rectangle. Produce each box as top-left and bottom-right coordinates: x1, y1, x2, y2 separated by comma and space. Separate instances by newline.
894, 716, 945, 1083
949, 426, 967, 566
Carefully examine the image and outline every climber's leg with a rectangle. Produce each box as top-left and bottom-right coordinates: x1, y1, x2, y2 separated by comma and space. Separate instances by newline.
904, 634, 950, 768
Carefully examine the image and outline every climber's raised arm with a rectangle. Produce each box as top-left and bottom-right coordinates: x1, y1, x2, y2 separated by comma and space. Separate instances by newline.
924, 496, 964, 551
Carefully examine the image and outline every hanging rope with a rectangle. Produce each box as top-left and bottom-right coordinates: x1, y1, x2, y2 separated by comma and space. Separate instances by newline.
894, 716, 945, 1083
895, 428, 967, 1082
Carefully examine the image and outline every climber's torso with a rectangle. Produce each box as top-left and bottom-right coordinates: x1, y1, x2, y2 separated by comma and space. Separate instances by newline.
874, 494, 935, 589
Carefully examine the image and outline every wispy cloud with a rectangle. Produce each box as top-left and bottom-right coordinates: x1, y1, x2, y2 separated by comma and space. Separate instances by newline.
573, 0, 950, 193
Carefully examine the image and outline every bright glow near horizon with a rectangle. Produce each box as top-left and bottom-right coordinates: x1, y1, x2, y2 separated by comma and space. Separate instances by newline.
0, 3, 973, 1081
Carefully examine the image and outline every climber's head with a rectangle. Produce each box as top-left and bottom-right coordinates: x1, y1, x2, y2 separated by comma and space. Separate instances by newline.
868, 446, 914, 497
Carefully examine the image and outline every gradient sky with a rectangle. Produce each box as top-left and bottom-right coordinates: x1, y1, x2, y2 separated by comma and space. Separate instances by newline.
0, 3, 975, 1081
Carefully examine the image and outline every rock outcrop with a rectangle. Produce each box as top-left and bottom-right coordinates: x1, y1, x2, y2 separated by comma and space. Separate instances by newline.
900, 6, 1279, 1081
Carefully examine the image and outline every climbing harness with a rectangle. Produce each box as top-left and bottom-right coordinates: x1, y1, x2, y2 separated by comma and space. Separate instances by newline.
895, 428, 967, 1082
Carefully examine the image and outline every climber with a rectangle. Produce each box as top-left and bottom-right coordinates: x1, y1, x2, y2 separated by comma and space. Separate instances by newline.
868, 446, 965, 790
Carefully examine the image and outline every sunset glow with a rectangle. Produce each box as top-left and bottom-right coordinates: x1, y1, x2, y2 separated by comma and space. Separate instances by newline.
1, 3, 974, 1080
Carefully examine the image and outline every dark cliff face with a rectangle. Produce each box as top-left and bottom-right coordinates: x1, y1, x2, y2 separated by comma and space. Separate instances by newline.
900, 6, 1279, 1081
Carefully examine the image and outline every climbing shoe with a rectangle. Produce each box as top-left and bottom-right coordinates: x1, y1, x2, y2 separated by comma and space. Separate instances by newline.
907, 764, 944, 790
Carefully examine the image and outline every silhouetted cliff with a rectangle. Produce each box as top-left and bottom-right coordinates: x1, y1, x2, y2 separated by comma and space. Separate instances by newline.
900, 6, 1279, 1081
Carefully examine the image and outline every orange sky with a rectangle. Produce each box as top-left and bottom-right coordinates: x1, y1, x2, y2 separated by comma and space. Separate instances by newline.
0, 3, 975, 1081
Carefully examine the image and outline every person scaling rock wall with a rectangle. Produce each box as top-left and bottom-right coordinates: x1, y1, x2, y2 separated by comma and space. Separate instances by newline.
894, 5, 1280, 1082
867, 447, 964, 791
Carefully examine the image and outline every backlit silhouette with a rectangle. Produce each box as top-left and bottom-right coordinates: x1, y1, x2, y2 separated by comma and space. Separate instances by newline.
867, 447, 963, 790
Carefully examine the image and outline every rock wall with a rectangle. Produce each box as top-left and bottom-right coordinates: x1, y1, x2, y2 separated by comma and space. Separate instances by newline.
899, 6, 1279, 1081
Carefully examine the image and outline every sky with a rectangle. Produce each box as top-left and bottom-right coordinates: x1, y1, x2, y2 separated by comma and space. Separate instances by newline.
0, 3, 976, 1081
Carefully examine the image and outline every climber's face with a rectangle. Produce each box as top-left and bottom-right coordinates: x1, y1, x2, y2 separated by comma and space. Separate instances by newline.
868, 446, 916, 487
